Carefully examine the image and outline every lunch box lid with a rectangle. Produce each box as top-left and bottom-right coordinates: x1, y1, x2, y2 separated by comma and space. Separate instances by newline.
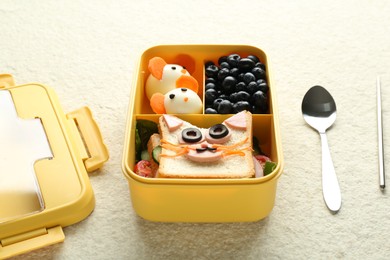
0, 74, 109, 259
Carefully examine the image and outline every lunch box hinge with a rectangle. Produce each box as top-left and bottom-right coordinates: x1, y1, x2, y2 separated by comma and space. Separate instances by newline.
0, 226, 64, 259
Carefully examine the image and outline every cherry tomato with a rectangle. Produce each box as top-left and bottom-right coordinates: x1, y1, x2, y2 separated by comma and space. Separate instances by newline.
134, 160, 153, 177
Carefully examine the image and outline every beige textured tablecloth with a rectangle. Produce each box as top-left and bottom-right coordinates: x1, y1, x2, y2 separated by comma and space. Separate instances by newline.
1, 0, 390, 259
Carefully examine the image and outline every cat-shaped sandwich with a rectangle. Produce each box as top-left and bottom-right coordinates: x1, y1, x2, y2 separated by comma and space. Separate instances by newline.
156, 111, 255, 178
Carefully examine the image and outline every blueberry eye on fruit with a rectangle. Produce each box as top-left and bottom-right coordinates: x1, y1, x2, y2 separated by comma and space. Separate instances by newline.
209, 124, 229, 139
182, 128, 203, 143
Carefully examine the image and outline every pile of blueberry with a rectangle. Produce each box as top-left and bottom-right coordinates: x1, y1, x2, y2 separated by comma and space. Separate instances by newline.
204, 54, 269, 114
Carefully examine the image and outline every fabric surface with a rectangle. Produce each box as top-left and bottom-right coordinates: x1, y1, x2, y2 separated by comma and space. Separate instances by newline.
1, 0, 390, 259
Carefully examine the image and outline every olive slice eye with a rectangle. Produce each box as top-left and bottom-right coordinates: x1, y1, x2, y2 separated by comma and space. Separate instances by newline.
208, 124, 229, 139
182, 128, 202, 143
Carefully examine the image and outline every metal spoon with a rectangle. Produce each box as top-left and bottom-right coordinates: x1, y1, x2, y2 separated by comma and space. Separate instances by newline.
302, 85, 341, 213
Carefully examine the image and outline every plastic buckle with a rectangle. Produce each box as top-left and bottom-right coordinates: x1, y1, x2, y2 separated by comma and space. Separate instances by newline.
67, 107, 109, 172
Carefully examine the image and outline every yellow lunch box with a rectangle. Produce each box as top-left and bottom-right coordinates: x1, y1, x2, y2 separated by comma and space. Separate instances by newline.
0, 74, 109, 259
122, 45, 284, 222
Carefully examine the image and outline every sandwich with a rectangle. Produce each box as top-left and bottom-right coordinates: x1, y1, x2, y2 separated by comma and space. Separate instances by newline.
154, 111, 255, 178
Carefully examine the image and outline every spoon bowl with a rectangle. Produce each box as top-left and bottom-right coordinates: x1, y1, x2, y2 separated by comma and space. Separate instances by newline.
302, 85, 341, 213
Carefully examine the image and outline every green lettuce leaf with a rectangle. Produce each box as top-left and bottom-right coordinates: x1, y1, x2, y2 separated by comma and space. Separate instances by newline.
135, 120, 158, 161
264, 161, 277, 176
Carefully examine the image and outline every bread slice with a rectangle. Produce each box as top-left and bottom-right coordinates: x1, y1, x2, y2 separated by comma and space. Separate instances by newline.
158, 111, 254, 178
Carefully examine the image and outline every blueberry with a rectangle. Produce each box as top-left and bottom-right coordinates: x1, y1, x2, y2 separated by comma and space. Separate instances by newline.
227, 54, 241, 67
218, 56, 228, 65
213, 98, 224, 110
245, 81, 257, 94
205, 89, 218, 104
256, 79, 266, 85
230, 67, 240, 77
252, 105, 263, 114
206, 65, 219, 78
256, 80, 269, 93
247, 55, 260, 64
235, 81, 246, 92
205, 108, 218, 114
218, 100, 233, 114
206, 53, 269, 114
238, 58, 255, 71
205, 82, 216, 90
252, 67, 266, 80
229, 92, 238, 103
243, 72, 256, 84
233, 101, 251, 113
217, 68, 230, 81
205, 78, 216, 85
218, 94, 229, 100
220, 62, 230, 69
205, 61, 215, 67
253, 103, 269, 113
237, 73, 245, 82
222, 76, 237, 93
252, 90, 268, 113
236, 91, 251, 102
255, 62, 266, 71
252, 90, 267, 105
